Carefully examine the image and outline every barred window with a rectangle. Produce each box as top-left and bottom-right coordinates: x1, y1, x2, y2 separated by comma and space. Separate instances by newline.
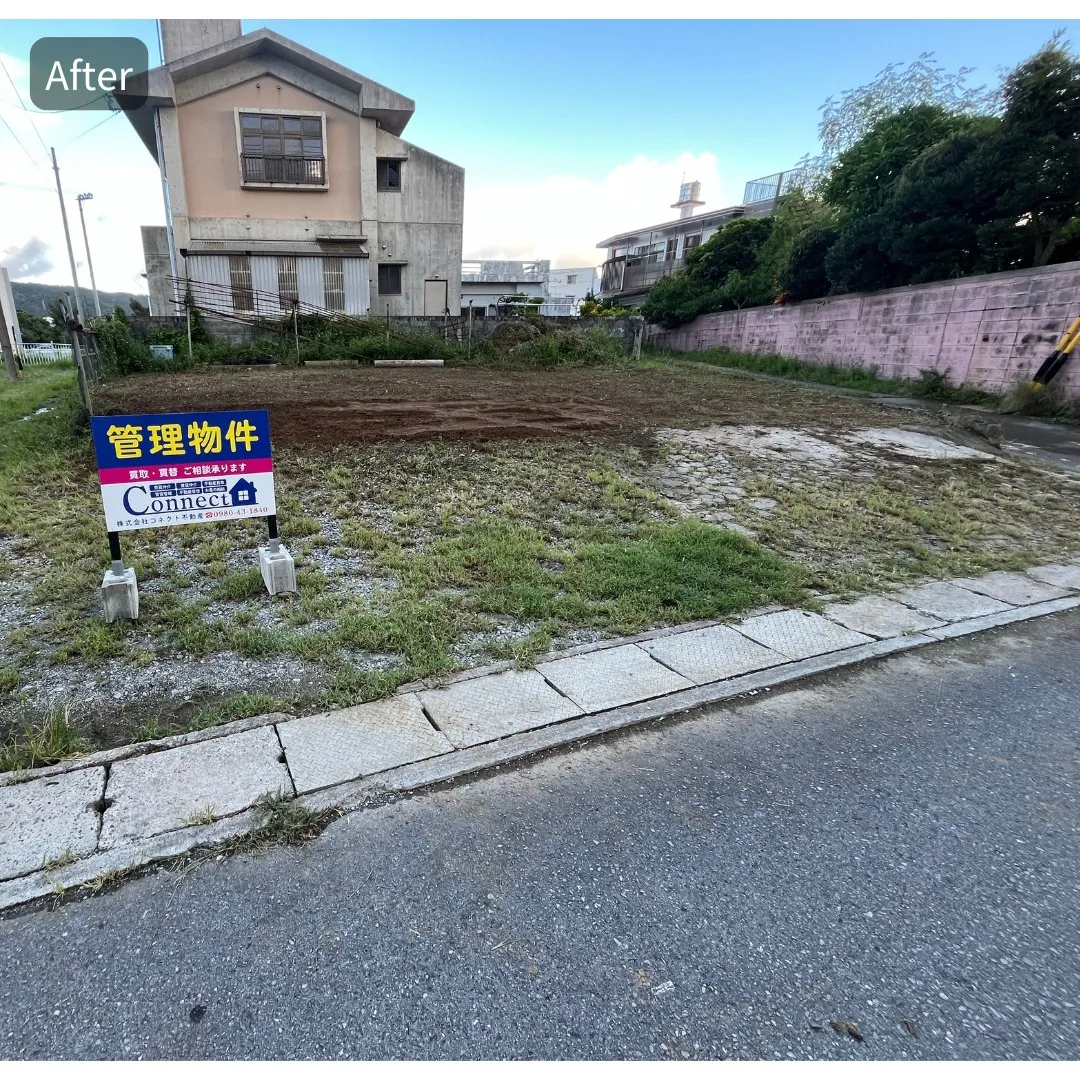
277, 256, 299, 311
229, 255, 253, 313
239, 112, 326, 185
323, 257, 345, 312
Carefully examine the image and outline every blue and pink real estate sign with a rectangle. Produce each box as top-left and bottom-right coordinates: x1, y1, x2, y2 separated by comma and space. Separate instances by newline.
90, 410, 276, 532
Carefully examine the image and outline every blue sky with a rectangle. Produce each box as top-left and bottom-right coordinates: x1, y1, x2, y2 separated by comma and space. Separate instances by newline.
0, 19, 1070, 292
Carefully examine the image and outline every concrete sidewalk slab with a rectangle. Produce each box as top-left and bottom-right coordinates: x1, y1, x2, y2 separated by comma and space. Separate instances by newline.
893, 581, 1012, 621
640, 624, 786, 685
100, 727, 290, 849
418, 669, 580, 749
0, 769, 105, 881
952, 570, 1070, 606
735, 610, 872, 660
823, 596, 943, 639
538, 644, 693, 713
278, 695, 453, 794
1025, 563, 1080, 591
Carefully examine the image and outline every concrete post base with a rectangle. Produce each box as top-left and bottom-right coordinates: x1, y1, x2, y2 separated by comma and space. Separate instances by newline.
102, 567, 139, 622
259, 544, 297, 596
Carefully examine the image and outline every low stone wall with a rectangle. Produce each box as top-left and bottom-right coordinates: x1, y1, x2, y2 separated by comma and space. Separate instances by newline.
648, 261, 1080, 395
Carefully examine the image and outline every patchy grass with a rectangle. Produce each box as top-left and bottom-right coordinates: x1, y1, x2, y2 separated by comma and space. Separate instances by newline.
653, 344, 1001, 406
4, 362, 1080, 762
0, 707, 92, 772
209, 791, 334, 856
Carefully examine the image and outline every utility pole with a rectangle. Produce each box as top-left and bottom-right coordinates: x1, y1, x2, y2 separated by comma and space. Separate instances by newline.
1, 307, 18, 380
76, 193, 102, 318
62, 296, 93, 413
153, 108, 181, 315
51, 147, 86, 328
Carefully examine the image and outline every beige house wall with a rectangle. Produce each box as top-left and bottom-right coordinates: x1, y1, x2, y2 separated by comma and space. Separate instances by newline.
176, 76, 363, 224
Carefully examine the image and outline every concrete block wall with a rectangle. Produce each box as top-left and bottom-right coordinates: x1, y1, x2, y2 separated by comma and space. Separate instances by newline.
648, 261, 1080, 395
138, 313, 644, 355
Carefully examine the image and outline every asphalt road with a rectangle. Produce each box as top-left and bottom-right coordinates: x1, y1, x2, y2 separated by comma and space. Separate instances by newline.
3, 612, 1079, 1060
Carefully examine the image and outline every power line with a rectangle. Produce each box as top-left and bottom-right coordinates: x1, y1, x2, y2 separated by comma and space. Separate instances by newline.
62, 108, 121, 147
0, 112, 46, 175
0, 54, 49, 158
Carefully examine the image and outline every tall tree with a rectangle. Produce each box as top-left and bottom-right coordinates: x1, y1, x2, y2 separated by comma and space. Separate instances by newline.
990, 35, 1080, 265
798, 52, 999, 188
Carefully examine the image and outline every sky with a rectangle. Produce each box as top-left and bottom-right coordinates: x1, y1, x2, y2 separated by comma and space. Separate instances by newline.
0, 18, 1071, 296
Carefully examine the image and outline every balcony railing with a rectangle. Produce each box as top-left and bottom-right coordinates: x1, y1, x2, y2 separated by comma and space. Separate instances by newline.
242, 155, 326, 185
600, 255, 684, 295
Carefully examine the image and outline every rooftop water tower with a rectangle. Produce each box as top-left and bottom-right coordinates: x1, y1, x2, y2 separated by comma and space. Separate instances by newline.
671, 180, 704, 220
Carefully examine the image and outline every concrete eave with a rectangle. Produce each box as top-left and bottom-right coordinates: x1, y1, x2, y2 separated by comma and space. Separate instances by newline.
120, 26, 416, 161
596, 204, 747, 250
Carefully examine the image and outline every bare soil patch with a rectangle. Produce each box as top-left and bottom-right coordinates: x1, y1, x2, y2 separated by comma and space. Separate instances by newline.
92, 364, 921, 447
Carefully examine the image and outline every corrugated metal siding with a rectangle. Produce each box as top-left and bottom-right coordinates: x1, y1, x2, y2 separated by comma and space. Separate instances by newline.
185, 255, 233, 313
250, 257, 279, 316
342, 258, 369, 315
297, 258, 325, 309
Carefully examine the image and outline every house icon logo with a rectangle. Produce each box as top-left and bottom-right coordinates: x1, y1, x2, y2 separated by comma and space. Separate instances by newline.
229, 478, 258, 506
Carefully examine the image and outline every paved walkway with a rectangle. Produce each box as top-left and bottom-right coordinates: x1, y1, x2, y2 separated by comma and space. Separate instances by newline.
3, 562, 1080, 910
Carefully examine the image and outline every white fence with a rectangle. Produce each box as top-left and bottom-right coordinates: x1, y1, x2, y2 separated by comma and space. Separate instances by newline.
19, 343, 74, 366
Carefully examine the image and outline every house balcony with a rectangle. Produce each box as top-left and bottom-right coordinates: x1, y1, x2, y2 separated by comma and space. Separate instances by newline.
600, 255, 684, 296
242, 155, 326, 185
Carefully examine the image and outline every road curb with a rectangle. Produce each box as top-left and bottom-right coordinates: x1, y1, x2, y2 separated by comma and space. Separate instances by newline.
2, 584, 1079, 912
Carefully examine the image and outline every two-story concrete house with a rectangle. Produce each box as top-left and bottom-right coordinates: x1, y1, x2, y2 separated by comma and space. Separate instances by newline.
596, 171, 801, 308
123, 20, 464, 319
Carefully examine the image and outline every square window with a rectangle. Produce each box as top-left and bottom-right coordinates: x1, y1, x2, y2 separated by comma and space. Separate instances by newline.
239, 112, 325, 186
377, 158, 402, 191
567, 274, 577, 284
378, 264, 402, 295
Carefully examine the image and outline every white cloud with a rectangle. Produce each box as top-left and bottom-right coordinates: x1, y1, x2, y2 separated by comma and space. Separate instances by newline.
463, 151, 728, 268
0, 49, 163, 296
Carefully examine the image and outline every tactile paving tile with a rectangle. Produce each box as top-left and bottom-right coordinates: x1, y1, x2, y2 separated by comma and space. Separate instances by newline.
419, 669, 581, 748
100, 726, 291, 849
0, 768, 105, 881
735, 609, 873, 660
892, 581, 1012, 622
537, 644, 693, 713
277, 694, 453, 794
640, 624, 787, 685
1025, 563, 1080, 591
952, 571, 1070, 606
823, 596, 943, 639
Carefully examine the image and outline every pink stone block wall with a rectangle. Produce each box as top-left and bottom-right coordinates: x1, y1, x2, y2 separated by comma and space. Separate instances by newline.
648, 261, 1080, 396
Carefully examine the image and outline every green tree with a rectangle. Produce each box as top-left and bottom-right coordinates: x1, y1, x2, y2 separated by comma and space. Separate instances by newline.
799, 52, 999, 187
14, 309, 61, 343
639, 272, 714, 329
782, 223, 841, 300
823, 105, 972, 218
687, 217, 775, 286
989, 36, 1080, 265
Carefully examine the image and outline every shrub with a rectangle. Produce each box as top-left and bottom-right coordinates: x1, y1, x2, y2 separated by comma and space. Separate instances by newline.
508, 327, 625, 368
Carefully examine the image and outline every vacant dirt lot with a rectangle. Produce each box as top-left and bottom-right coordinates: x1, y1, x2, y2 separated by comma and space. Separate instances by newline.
93, 364, 919, 446
4, 360, 1080, 760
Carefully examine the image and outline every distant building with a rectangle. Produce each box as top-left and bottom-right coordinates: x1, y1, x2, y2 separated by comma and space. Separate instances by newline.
122, 20, 464, 319
461, 259, 552, 316
547, 266, 599, 313
596, 170, 801, 308
459, 260, 600, 317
